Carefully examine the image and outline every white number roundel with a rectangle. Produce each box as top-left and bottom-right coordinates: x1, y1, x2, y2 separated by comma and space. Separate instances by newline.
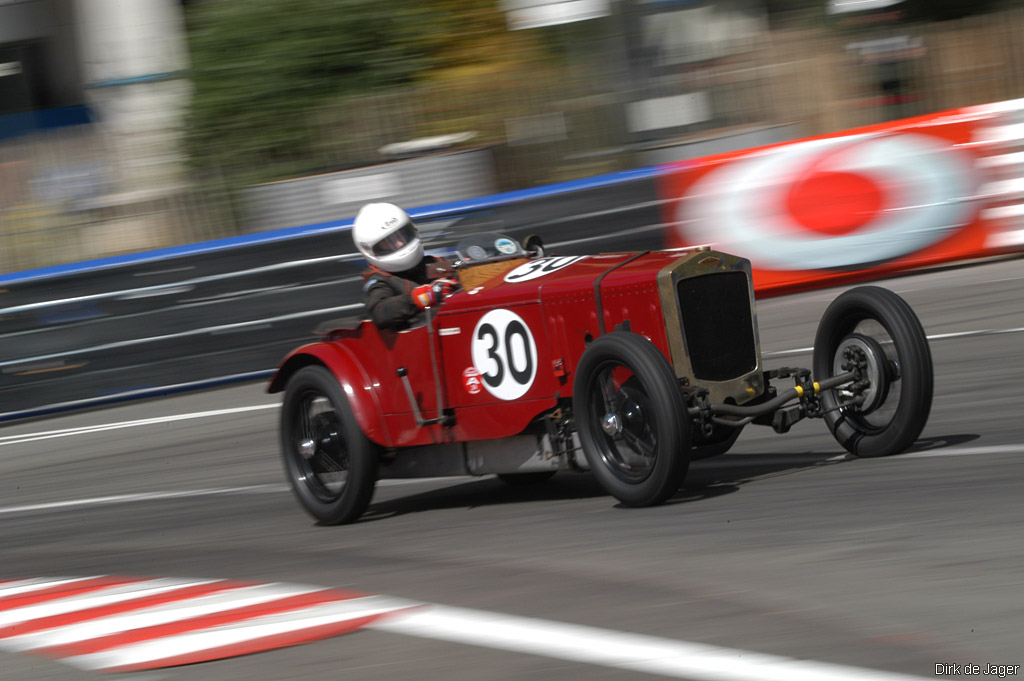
471, 309, 537, 401
675, 133, 979, 270
504, 256, 586, 282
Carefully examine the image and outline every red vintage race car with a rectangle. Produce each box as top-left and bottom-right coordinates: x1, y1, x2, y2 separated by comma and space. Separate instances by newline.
268, 234, 933, 524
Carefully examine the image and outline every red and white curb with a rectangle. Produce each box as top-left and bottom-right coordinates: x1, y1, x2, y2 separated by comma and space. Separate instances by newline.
0, 576, 933, 680
0, 576, 415, 673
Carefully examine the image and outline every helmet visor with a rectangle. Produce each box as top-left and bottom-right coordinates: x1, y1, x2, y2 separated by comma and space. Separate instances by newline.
371, 223, 417, 257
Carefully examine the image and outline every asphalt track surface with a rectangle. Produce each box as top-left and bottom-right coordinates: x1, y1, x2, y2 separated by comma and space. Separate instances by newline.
1, 257, 1022, 680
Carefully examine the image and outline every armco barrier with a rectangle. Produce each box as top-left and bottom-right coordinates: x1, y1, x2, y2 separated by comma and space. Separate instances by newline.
0, 169, 665, 420
1, 102, 1022, 421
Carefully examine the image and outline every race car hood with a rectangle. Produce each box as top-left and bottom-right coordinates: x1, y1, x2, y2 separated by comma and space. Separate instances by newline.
438, 249, 716, 316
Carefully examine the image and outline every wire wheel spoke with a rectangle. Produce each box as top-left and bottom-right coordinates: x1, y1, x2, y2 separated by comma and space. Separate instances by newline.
621, 425, 656, 459
294, 393, 349, 501
591, 363, 658, 481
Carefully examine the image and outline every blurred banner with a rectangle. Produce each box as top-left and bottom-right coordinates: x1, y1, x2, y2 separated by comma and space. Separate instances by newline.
657, 99, 1024, 295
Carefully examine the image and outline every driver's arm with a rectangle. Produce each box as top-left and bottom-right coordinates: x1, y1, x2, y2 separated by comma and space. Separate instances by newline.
364, 277, 419, 330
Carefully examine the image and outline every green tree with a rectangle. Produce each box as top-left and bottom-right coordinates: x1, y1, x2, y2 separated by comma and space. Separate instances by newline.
185, 0, 552, 184
185, 0, 433, 181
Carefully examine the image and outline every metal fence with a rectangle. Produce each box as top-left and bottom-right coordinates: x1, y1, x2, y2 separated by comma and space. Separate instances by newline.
2, 9, 1024, 272
0, 125, 240, 273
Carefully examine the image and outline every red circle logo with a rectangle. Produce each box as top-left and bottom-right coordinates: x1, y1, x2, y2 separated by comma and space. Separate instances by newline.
786, 170, 885, 236
462, 367, 483, 395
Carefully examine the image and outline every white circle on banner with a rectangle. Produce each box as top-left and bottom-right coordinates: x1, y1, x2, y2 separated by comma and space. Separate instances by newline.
471, 309, 537, 400
675, 133, 978, 270
504, 256, 586, 283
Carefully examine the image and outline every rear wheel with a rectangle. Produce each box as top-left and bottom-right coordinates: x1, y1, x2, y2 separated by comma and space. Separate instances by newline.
280, 365, 379, 524
573, 332, 690, 506
813, 286, 933, 457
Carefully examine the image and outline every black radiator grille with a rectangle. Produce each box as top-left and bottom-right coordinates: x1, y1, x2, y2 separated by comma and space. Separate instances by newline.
676, 272, 757, 382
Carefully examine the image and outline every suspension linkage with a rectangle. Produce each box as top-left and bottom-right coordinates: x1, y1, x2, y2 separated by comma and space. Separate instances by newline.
705, 370, 857, 419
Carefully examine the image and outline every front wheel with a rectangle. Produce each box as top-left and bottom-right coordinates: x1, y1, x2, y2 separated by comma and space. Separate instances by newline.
280, 365, 379, 524
813, 286, 933, 457
573, 332, 690, 506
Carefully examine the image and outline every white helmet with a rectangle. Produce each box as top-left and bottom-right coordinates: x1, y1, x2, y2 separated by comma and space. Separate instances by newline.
352, 203, 423, 273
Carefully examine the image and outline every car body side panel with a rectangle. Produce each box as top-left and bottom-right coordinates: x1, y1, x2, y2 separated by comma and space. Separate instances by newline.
272, 320, 456, 447
437, 302, 560, 441
327, 322, 452, 448
537, 282, 599, 392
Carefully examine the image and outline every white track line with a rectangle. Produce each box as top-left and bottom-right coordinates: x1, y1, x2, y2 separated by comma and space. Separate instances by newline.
0, 479, 478, 516
0, 304, 361, 369
0, 404, 280, 447
0, 486, 288, 516
895, 445, 1024, 459
371, 604, 932, 681
763, 325, 1024, 357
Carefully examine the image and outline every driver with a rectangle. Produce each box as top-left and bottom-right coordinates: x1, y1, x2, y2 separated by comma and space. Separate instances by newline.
353, 202, 457, 330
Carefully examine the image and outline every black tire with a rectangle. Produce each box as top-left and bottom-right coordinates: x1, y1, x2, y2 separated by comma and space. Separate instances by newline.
280, 365, 379, 524
573, 332, 690, 506
497, 471, 557, 485
813, 286, 933, 457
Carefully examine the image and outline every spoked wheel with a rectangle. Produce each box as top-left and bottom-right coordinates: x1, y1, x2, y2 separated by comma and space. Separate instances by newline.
280, 366, 378, 524
813, 286, 933, 457
573, 332, 690, 506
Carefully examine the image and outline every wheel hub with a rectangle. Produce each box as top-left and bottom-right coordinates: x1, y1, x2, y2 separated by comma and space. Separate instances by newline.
302, 412, 347, 475
834, 333, 891, 414
602, 413, 622, 436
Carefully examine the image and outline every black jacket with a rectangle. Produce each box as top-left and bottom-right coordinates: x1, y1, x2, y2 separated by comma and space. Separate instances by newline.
361, 256, 453, 330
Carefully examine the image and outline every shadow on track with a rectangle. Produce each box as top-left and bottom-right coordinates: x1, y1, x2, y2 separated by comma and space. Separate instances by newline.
361, 474, 609, 523
360, 447, 871, 521
357, 433, 979, 523
670, 450, 850, 505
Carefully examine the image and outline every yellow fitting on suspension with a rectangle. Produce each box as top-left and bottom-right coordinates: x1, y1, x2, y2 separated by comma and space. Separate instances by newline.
813, 381, 820, 393
794, 385, 804, 397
